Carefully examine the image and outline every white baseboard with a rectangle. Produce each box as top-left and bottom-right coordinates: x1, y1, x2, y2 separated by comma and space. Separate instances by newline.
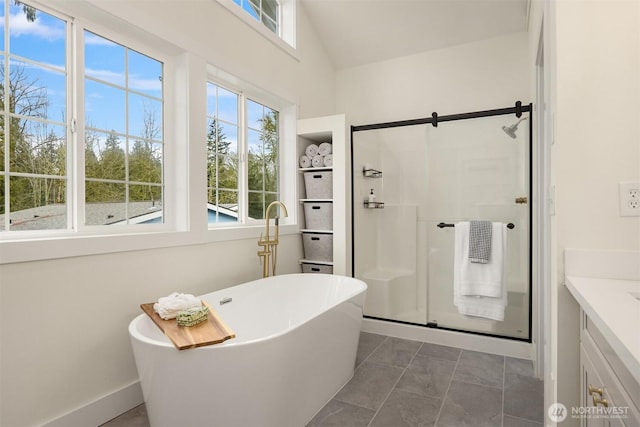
362, 318, 532, 359
43, 381, 143, 427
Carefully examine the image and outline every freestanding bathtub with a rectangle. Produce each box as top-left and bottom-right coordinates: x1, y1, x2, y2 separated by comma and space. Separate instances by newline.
129, 273, 367, 427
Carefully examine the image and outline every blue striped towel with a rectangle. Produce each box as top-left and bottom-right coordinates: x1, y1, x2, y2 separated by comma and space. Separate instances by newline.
469, 220, 492, 263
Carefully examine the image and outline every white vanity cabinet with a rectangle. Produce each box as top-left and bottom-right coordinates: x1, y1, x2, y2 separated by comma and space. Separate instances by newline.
565, 250, 640, 427
580, 311, 638, 427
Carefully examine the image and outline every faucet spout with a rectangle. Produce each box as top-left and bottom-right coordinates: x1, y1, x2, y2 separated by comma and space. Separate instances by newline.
259, 201, 288, 278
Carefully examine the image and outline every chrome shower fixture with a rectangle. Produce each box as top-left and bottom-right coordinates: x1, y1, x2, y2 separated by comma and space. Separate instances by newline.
502, 117, 528, 139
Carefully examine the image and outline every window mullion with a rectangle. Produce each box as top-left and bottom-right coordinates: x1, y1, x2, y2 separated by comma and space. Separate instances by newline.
2, 1, 9, 231
73, 21, 86, 231
238, 92, 249, 224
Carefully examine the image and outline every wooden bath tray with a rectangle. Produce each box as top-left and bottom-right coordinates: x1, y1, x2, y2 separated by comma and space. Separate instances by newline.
140, 301, 235, 350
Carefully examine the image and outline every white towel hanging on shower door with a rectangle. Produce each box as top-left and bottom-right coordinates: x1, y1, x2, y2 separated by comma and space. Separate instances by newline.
453, 222, 508, 321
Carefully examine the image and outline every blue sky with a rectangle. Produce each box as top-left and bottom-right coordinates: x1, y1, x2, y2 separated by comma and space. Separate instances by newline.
2, 1, 163, 148
3, 1, 274, 159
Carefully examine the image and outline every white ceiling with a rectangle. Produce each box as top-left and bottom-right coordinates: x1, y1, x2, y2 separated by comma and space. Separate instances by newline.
300, 0, 530, 69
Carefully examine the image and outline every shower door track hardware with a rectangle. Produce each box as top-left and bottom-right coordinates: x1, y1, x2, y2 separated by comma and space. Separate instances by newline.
364, 315, 532, 342
437, 222, 515, 229
351, 100, 533, 343
352, 101, 532, 132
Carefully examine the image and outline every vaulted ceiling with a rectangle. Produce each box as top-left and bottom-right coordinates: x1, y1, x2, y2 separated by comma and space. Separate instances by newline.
300, 0, 530, 69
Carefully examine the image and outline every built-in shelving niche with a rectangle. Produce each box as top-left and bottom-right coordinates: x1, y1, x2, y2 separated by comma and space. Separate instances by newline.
297, 115, 347, 276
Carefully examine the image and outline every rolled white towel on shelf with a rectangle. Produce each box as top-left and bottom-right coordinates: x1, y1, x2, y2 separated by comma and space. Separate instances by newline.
299, 155, 311, 168
305, 143, 319, 157
323, 154, 333, 167
153, 292, 202, 320
311, 155, 324, 168
318, 142, 332, 156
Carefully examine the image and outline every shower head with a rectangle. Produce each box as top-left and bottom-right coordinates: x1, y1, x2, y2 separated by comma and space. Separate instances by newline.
502, 117, 528, 139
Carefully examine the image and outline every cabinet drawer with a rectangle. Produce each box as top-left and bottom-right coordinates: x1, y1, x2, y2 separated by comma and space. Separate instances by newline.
581, 344, 616, 427
582, 317, 640, 426
583, 314, 640, 412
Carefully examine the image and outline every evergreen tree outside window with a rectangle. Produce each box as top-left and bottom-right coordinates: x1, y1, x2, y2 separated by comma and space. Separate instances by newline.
247, 99, 278, 220
0, 1, 68, 231
84, 31, 164, 226
0, 1, 164, 232
206, 83, 239, 224
207, 81, 279, 225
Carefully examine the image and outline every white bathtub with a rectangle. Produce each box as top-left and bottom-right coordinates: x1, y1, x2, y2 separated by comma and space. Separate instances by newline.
129, 273, 367, 427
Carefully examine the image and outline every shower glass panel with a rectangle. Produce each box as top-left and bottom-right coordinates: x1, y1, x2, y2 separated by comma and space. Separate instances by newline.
353, 126, 429, 325
352, 108, 531, 341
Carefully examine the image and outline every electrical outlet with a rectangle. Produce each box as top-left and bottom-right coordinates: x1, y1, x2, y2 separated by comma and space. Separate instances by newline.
619, 182, 640, 216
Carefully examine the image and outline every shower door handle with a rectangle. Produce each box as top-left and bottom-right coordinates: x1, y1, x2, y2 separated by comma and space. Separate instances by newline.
515, 197, 528, 204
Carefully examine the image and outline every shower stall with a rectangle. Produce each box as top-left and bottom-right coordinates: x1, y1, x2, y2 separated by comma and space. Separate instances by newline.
351, 102, 532, 341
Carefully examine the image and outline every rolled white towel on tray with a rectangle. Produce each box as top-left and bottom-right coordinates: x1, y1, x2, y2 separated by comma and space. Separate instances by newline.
323, 154, 333, 167
318, 142, 332, 156
299, 155, 311, 168
311, 155, 324, 168
153, 292, 202, 320
305, 143, 319, 157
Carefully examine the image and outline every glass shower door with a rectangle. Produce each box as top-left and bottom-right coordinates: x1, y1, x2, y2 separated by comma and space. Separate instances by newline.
425, 113, 530, 339
352, 125, 429, 325
351, 108, 531, 341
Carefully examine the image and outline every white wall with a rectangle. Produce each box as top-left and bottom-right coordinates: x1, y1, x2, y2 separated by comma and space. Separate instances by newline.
0, 1, 336, 426
336, 31, 531, 125
341, 31, 532, 335
550, 0, 640, 421
555, 0, 640, 254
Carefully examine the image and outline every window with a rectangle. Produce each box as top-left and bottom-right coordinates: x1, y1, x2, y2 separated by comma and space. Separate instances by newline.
207, 81, 280, 225
0, 1, 165, 233
216, 0, 296, 54
83, 31, 164, 226
233, 0, 279, 35
206, 83, 239, 224
0, 1, 68, 231
247, 99, 279, 220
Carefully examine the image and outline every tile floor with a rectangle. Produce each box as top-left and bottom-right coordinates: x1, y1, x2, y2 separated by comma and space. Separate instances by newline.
102, 332, 544, 427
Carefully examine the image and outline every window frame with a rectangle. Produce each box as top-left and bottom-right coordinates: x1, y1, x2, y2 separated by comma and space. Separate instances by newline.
0, 2, 173, 237
0, 2, 181, 253
0, 1, 72, 233
206, 68, 295, 232
205, 81, 242, 227
215, 0, 298, 60
0, 1, 299, 265
79, 28, 168, 232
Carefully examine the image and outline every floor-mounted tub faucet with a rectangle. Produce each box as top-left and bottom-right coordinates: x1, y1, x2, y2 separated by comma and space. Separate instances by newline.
258, 201, 288, 278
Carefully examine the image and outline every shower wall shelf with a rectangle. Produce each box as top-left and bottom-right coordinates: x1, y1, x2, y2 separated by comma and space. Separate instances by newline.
364, 201, 385, 209
363, 168, 382, 178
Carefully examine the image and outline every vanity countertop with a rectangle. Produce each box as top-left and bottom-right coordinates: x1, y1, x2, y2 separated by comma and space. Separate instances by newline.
566, 276, 640, 385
